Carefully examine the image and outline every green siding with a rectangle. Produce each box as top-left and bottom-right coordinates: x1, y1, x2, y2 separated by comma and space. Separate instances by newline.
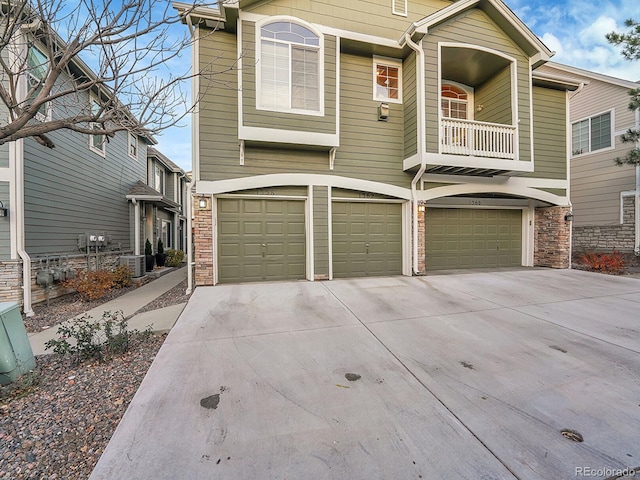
475, 66, 512, 125
313, 186, 329, 276
246, 0, 449, 40
23, 128, 146, 256
242, 21, 336, 134
403, 53, 418, 159
199, 29, 240, 182
423, 9, 531, 162
338, 53, 407, 187
0, 182, 10, 259
526, 87, 567, 180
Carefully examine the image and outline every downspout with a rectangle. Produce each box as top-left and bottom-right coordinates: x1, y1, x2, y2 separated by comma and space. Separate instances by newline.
14, 140, 34, 316
635, 106, 640, 255
567, 82, 585, 269
404, 33, 427, 275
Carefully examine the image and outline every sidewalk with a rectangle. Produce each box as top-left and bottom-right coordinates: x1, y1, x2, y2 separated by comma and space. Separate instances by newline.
28, 267, 188, 356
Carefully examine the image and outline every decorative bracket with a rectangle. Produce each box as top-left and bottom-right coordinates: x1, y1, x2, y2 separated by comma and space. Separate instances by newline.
329, 147, 337, 170
239, 139, 245, 166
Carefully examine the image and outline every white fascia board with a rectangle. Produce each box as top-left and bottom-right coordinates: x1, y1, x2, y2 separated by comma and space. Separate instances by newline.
125, 194, 164, 202
424, 153, 535, 172
239, 126, 339, 147
421, 174, 567, 189
532, 71, 582, 90
546, 62, 640, 90
196, 174, 412, 199
419, 182, 569, 206
240, 11, 401, 49
0, 168, 11, 182
403, 153, 421, 171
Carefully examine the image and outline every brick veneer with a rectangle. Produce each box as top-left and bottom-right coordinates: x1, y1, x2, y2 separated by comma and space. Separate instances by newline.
0, 261, 22, 304
193, 196, 214, 286
534, 205, 571, 268
415, 204, 426, 274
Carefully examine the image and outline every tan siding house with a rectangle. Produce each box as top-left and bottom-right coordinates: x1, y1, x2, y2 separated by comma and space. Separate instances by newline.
177, 0, 579, 286
539, 62, 640, 253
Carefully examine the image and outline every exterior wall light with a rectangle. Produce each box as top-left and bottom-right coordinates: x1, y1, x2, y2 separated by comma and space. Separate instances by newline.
418, 204, 425, 212
0, 200, 7, 217
198, 198, 208, 209
564, 211, 574, 222
378, 102, 389, 121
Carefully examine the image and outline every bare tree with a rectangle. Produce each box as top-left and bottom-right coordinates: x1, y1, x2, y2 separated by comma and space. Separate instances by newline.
0, 0, 222, 148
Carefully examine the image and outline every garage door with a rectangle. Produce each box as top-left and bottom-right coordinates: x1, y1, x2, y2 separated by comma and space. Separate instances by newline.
425, 208, 521, 270
218, 198, 305, 283
332, 202, 402, 278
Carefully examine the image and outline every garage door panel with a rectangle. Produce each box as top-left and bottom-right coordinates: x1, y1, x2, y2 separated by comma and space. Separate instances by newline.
426, 208, 521, 270
332, 202, 402, 278
218, 198, 306, 283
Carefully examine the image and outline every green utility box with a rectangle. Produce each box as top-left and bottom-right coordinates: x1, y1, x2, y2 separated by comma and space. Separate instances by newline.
0, 302, 37, 385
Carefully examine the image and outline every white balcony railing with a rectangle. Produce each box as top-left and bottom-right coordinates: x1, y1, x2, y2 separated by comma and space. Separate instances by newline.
441, 118, 517, 160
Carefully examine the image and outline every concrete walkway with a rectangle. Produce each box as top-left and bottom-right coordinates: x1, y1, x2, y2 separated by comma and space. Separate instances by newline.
90, 269, 640, 480
28, 267, 187, 356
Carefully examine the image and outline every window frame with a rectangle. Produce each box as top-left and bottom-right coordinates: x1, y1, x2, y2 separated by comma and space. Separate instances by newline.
373, 56, 403, 104
153, 164, 165, 195
571, 109, 614, 157
128, 131, 138, 160
26, 44, 52, 122
392, 0, 408, 16
255, 17, 325, 117
88, 95, 106, 156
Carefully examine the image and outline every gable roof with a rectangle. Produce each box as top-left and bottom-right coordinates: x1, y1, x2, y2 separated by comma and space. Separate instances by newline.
148, 147, 185, 174
406, 0, 553, 66
545, 62, 639, 90
126, 180, 181, 209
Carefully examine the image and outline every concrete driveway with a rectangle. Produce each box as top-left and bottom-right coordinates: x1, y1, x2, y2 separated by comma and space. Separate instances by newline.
90, 269, 640, 480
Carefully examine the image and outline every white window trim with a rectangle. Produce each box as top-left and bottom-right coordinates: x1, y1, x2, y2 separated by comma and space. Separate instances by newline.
373, 56, 403, 104
255, 16, 325, 117
26, 44, 52, 122
571, 108, 615, 158
88, 123, 106, 157
128, 131, 138, 160
154, 164, 165, 195
392, 0, 408, 16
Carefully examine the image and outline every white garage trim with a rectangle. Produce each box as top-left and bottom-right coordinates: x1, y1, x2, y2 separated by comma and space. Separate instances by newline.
197, 175, 412, 200
420, 183, 568, 206
307, 186, 314, 282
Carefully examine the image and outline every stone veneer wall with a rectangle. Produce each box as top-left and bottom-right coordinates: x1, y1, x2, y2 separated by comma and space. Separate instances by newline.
534, 206, 571, 268
572, 196, 636, 253
0, 251, 132, 311
193, 196, 214, 286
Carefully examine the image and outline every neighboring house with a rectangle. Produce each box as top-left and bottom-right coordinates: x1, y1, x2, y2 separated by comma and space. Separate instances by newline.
125, 147, 189, 256
0, 29, 152, 314
538, 62, 640, 254
176, 0, 579, 286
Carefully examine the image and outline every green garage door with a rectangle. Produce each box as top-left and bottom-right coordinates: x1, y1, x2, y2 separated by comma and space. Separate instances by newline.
333, 202, 402, 278
218, 198, 305, 283
426, 208, 522, 270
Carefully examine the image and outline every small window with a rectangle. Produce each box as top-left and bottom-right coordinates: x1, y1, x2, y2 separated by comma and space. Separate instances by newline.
26, 45, 50, 120
154, 164, 165, 194
572, 111, 612, 156
128, 132, 138, 159
257, 19, 323, 115
392, 0, 408, 16
373, 57, 402, 103
89, 98, 106, 156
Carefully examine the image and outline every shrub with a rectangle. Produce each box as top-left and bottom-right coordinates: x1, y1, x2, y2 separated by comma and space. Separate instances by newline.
63, 270, 115, 301
145, 239, 153, 256
157, 238, 164, 255
165, 249, 185, 267
112, 264, 133, 288
579, 250, 625, 275
44, 310, 153, 364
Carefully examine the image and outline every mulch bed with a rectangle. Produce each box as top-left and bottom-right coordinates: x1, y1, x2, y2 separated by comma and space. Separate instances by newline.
572, 251, 640, 275
0, 334, 167, 480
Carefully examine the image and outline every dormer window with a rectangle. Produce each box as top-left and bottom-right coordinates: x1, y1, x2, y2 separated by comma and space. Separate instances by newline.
256, 19, 323, 115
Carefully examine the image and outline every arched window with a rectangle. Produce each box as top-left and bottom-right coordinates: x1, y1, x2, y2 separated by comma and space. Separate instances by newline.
258, 20, 322, 113
441, 84, 468, 119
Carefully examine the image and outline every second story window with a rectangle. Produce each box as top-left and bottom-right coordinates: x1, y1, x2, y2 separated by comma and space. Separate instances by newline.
572, 111, 612, 156
128, 132, 138, 159
374, 57, 402, 103
89, 98, 106, 156
153, 164, 165, 194
441, 84, 469, 120
26, 45, 50, 120
257, 19, 322, 115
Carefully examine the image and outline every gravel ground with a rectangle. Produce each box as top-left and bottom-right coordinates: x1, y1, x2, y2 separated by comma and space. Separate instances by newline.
0, 333, 167, 480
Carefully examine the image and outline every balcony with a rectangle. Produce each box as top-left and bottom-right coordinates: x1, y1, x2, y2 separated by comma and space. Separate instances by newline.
441, 118, 516, 160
